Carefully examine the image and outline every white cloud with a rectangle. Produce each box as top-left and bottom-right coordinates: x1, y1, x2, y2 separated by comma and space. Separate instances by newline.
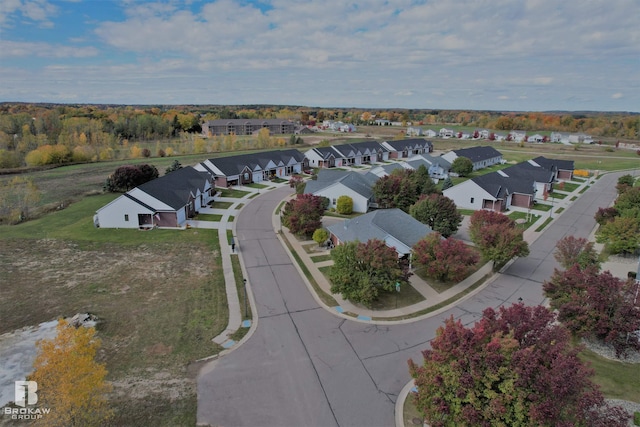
611, 93, 624, 99
1, 0, 639, 110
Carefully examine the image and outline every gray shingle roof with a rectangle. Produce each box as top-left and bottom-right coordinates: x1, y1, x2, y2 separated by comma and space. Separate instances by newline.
327, 208, 434, 255
305, 169, 374, 199
531, 156, 575, 172
137, 166, 211, 210
453, 146, 502, 162
205, 149, 305, 176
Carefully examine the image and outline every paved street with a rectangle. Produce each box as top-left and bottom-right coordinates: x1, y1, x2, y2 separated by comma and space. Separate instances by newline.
198, 172, 622, 427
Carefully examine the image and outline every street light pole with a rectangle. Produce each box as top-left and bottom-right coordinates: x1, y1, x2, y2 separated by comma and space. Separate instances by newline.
243, 279, 248, 318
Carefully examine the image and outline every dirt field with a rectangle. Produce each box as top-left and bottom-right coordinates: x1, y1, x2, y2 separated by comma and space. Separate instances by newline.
0, 197, 227, 425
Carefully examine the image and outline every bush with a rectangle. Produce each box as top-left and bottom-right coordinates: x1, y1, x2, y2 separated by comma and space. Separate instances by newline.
336, 195, 353, 215
312, 228, 329, 246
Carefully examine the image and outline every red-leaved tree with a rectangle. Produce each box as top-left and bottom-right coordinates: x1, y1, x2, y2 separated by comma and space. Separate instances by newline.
544, 265, 640, 357
469, 210, 529, 269
412, 233, 479, 282
554, 235, 600, 270
409, 304, 628, 427
281, 193, 324, 237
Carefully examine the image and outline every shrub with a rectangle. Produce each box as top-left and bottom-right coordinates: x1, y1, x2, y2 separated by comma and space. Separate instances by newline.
312, 228, 329, 246
336, 195, 353, 215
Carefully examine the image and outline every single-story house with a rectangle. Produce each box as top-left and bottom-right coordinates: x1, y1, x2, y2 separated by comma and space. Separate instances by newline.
305, 146, 344, 168
443, 171, 536, 212
326, 208, 434, 257
424, 129, 437, 138
406, 153, 451, 179
406, 126, 424, 137
94, 166, 214, 229
304, 169, 376, 213
380, 138, 433, 159
509, 130, 527, 142
500, 163, 554, 200
529, 156, 575, 180
439, 128, 455, 138
441, 146, 503, 171
196, 149, 306, 187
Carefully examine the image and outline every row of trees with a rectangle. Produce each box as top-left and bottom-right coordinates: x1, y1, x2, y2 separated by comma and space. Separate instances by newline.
595, 175, 640, 255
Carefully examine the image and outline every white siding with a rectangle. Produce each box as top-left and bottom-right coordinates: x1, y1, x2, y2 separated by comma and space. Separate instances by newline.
96, 195, 154, 229
443, 180, 495, 210
311, 183, 370, 213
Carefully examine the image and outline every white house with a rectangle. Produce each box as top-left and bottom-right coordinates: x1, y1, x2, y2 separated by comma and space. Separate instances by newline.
510, 130, 527, 142
441, 146, 503, 171
406, 126, 423, 136
304, 169, 375, 213
439, 128, 455, 138
423, 129, 437, 138
95, 166, 215, 229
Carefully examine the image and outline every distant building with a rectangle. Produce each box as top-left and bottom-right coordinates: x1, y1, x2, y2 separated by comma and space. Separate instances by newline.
202, 119, 296, 136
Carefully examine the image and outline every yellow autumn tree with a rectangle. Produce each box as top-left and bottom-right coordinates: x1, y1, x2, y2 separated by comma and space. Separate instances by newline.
30, 319, 112, 427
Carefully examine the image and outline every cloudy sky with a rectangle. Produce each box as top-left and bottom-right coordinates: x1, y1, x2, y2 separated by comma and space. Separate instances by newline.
1, 0, 638, 111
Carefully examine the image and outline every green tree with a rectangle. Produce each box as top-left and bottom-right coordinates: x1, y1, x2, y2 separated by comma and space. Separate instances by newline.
411, 165, 439, 195
441, 176, 454, 191
451, 156, 473, 176
554, 236, 600, 270
336, 195, 353, 215
616, 174, 634, 194
30, 319, 113, 426
596, 216, 640, 255
329, 239, 408, 306
312, 228, 329, 246
165, 159, 182, 174
409, 304, 628, 427
409, 194, 462, 238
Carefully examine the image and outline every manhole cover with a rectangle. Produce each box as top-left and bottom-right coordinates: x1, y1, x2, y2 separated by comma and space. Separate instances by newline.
412, 417, 423, 425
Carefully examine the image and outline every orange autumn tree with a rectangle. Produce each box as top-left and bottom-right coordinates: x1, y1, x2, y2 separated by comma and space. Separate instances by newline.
30, 319, 112, 427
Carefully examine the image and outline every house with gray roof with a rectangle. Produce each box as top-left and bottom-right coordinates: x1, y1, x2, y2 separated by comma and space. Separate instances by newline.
441, 146, 503, 171
406, 153, 451, 179
380, 138, 433, 159
327, 208, 434, 257
443, 169, 536, 212
304, 169, 375, 213
529, 156, 574, 180
196, 149, 306, 187
94, 166, 214, 229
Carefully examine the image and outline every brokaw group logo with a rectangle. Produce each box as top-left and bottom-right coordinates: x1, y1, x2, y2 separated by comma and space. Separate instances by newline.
2, 381, 51, 420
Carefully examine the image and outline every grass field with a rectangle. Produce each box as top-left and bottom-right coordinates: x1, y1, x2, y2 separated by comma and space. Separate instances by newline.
0, 194, 228, 425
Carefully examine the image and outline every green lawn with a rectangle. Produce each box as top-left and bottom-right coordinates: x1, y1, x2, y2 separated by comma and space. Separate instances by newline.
209, 201, 233, 209
311, 254, 332, 263
531, 203, 553, 212
0, 193, 227, 426
558, 182, 581, 192
508, 211, 541, 230
244, 182, 269, 189
218, 188, 250, 198
579, 348, 640, 403
195, 214, 222, 222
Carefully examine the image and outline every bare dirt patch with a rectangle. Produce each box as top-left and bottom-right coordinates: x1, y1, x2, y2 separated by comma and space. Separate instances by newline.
0, 233, 226, 426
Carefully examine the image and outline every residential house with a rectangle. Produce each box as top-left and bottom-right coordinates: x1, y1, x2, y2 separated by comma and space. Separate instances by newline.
305, 146, 345, 168
326, 208, 434, 257
423, 129, 437, 138
439, 128, 455, 138
348, 140, 389, 163
202, 119, 296, 136
381, 138, 433, 159
527, 134, 545, 143
304, 169, 375, 213
509, 130, 527, 142
500, 163, 554, 200
443, 170, 536, 212
441, 146, 503, 171
528, 156, 575, 180
94, 166, 214, 229
196, 150, 306, 187
406, 127, 424, 137
478, 129, 490, 139
406, 153, 451, 179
